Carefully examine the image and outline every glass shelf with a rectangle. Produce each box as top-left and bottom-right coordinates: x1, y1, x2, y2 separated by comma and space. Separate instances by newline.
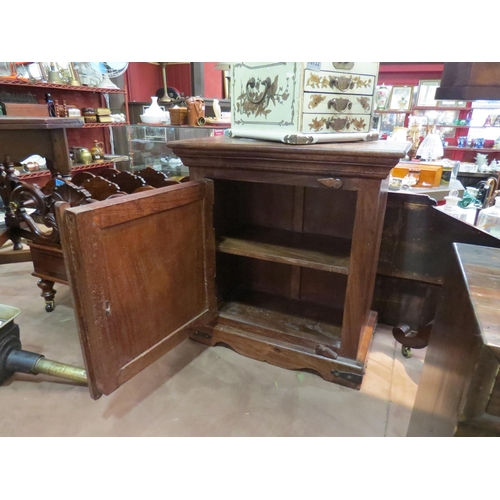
0, 77, 126, 94
127, 124, 230, 177
445, 146, 500, 153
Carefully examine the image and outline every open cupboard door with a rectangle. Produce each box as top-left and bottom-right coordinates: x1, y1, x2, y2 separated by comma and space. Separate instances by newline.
56, 180, 217, 399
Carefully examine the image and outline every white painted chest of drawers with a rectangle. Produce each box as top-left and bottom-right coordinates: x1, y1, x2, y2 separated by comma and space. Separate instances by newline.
230, 62, 379, 144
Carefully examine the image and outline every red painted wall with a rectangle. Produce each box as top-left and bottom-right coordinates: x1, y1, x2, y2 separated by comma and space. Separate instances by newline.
125, 62, 163, 102
164, 64, 192, 97
126, 62, 192, 101
378, 63, 444, 85
203, 62, 224, 99
126, 62, 224, 101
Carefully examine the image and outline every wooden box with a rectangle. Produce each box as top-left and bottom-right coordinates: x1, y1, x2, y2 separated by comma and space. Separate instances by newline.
391, 163, 443, 187
2, 103, 49, 117
230, 62, 379, 144
169, 107, 187, 125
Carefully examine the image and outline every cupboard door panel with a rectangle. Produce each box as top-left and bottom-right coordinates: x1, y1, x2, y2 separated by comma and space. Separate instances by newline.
57, 180, 216, 399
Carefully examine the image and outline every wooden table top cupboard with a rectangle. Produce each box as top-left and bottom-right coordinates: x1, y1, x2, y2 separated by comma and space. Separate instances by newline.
57, 136, 409, 399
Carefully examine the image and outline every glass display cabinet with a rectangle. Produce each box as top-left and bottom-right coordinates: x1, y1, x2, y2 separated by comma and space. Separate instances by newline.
127, 125, 230, 178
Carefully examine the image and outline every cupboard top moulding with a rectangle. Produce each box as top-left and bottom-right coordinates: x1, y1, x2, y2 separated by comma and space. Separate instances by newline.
168, 136, 410, 182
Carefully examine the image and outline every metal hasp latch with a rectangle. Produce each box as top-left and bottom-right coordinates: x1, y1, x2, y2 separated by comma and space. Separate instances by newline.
0, 304, 87, 387
331, 369, 362, 385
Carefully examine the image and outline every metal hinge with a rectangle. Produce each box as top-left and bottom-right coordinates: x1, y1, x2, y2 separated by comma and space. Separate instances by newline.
331, 369, 362, 385
192, 330, 212, 340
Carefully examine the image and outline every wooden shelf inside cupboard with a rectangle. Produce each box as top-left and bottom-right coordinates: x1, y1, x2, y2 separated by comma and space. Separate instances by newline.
217, 226, 351, 274
217, 288, 343, 351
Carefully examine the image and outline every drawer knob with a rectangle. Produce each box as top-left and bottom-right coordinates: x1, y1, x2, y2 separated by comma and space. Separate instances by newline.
318, 178, 343, 189
329, 75, 355, 92
246, 76, 272, 104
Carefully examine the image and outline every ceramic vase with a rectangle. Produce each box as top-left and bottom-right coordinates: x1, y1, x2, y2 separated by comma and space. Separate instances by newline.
144, 96, 163, 117
375, 84, 390, 110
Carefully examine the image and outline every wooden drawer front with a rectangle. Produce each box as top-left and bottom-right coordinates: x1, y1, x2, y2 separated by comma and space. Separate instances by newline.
320, 62, 379, 75
303, 93, 373, 115
301, 113, 371, 134
304, 70, 376, 96
232, 62, 300, 130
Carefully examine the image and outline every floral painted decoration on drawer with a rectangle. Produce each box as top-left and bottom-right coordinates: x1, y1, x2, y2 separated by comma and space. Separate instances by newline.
305, 72, 374, 92
236, 74, 290, 119
308, 116, 368, 133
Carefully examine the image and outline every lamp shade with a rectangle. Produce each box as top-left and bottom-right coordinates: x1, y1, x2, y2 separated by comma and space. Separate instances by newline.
416, 130, 444, 161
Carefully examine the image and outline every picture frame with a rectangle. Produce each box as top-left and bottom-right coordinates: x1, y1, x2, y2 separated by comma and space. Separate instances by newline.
436, 100, 468, 108
387, 85, 414, 112
416, 80, 440, 107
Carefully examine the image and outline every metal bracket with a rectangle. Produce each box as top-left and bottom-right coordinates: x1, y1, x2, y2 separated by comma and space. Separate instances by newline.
192, 330, 212, 340
331, 369, 362, 385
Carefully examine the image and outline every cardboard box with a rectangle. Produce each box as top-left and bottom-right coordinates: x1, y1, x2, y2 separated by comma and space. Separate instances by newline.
391, 163, 443, 187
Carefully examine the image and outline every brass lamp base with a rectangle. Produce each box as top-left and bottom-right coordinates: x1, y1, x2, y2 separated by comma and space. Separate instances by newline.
0, 317, 87, 386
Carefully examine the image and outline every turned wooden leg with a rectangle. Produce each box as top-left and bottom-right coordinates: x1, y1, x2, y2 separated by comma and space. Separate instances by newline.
36, 279, 57, 312
10, 233, 23, 251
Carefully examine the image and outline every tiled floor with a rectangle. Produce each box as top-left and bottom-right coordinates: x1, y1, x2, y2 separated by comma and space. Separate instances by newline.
0, 261, 426, 437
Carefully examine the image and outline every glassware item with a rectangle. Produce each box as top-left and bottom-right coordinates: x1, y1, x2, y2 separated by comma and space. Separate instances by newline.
459, 187, 482, 209
416, 129, 444, 160
477, 197, 500, 238
474, 137, 485, 149
91, 141, 105, 162
45, 93, 56, 117
388, 175, 402, 191
437, 190, 468, 221
375, 84, 391, 110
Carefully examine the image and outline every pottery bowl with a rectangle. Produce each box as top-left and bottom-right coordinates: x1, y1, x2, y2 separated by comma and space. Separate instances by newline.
140, 114, 163, 124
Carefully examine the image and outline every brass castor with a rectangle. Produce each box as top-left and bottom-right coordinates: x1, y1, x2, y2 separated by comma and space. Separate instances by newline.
401, 345, 412, 359
36, 279, 56, 313
392, 321, 433, 359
